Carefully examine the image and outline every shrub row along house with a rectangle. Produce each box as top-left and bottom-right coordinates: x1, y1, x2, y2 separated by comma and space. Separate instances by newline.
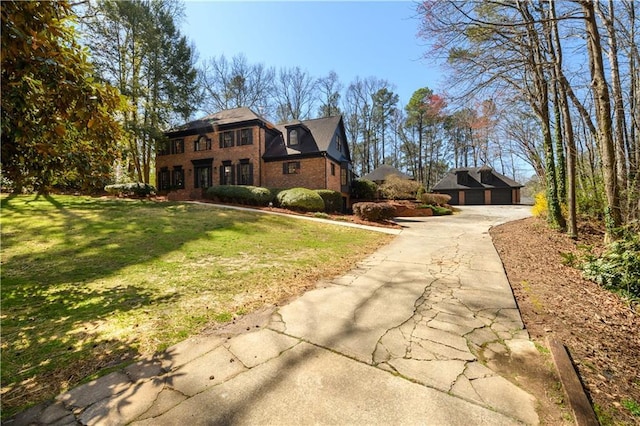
157, 107, 353, 209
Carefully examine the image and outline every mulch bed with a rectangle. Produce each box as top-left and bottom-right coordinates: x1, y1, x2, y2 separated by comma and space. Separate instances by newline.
491, 217, 640, 424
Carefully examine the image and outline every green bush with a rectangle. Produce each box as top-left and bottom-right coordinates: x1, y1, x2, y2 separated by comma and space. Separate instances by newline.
105, 182, 156, 197
267, 188, 286, 206
277, 187, 325, 212
419, 204, 452, 216
315, 189, 343, 213
582, 231, 640, 299
419, 193, 452, 206
351, 179, 377, 200
205, 185, 273, 206
379, 175, 421, 200
352, 202, 395, 222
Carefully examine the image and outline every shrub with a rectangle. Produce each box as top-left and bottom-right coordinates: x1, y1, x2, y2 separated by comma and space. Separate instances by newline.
582, 231, 640, 299
105, 182, 156, 197
205, 185, 273, 206
277, 187, 325, 212
419, 204, 452, 216
419, 193, 451, 206
379, 175, 421, 200
352, 202, 395, 222
315, 189, 343, 213
531, 192, 547, 218
351, 179, 377, 200
267, 188, 286, 206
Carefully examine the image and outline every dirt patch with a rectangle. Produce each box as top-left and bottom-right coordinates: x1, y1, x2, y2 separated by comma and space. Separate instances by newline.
491, 217, 640, 425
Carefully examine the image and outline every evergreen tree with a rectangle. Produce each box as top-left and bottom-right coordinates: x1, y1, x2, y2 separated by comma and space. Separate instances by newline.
83, 0, 200, 183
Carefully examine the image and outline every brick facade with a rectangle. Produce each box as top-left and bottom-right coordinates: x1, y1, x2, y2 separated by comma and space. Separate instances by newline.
159, 108, 352, 205
156, 125, 264, 201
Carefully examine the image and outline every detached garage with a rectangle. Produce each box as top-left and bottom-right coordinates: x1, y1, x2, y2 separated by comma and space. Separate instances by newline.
432, 166, 523, 205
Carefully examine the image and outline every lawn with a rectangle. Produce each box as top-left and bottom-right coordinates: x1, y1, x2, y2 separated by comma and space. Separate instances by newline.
0, 194, 393, 417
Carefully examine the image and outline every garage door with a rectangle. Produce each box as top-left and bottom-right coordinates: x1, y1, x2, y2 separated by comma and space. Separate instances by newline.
465, 190, 484, 205
491, 189, 512, 204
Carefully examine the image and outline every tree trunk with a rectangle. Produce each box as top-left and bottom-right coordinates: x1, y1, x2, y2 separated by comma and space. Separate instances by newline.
519, 0, 565, 230
549, 0, 578, 237
580, 0, 623, 241
598, 0, 629, 215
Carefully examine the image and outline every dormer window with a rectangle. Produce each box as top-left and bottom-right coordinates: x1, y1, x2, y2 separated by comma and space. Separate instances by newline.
456, 170, 469, 185
289, 129, 299, 146
480, 167, 493, 184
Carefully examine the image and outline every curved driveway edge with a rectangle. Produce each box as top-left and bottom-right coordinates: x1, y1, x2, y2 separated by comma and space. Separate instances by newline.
12, 206, 540, 426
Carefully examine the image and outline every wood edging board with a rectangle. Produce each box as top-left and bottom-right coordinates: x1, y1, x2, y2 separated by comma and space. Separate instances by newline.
547, 337, 600, 426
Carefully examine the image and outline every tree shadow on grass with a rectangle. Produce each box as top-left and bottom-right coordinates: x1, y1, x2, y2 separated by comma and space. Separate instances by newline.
0, 195, 268, 417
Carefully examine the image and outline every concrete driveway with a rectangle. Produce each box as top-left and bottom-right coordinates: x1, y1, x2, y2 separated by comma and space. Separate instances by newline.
15, 205, 539, 426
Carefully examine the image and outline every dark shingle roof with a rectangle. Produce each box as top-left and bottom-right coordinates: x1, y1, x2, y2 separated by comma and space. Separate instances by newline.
263, 115, 343, 159
166, 107, 270, 135
432, 167, 523, 190
361, 164, 413, 182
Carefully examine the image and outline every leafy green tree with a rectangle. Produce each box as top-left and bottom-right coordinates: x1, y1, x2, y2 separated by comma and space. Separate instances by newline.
83, 0, 200, 183
1, 0, 125, 192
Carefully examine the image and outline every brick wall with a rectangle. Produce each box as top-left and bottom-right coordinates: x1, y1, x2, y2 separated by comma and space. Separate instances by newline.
156, 126, 263, 198
263, 157, 327, 189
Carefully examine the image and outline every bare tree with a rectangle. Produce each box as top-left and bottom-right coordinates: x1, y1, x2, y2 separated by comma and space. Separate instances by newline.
577, 0, 622, 240
274, 66, 317, 122
200, 53, 275, 115
317, 71, 343, 117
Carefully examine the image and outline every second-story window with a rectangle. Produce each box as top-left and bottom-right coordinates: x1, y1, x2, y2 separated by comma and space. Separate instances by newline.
220, 131, 234, 148
171, 139, 184, 154
239, 128, 253, 145
194, 135, 211, 151
335, 134, 342, 152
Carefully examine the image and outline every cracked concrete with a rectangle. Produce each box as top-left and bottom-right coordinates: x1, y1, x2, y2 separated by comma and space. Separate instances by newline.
10, 205, 542, 426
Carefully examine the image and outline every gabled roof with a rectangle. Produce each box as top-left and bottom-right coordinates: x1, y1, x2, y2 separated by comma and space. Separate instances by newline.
263, 115, 346, 161
432, 167, 523, 190
361, 164, 413, 182
165, 107, 271, 136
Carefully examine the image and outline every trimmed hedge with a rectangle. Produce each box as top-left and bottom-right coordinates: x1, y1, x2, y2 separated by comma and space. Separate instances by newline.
351, 179, 378, 200
352, 202, 395, 222
267, 188, 286, 206
277, 187, 325, 212
315, 189, 343, 213
105, 182, 156, 197
205, 185, 272, 206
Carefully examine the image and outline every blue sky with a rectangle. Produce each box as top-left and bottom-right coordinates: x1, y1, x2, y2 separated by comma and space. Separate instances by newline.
180, 1, 444, 107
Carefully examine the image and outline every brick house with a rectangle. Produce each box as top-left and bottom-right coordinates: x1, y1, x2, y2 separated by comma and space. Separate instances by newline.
157, 107, 353, 207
